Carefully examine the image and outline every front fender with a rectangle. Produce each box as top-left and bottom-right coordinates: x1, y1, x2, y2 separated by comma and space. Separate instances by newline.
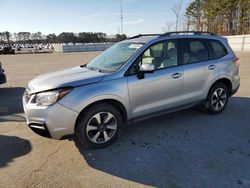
58, 77, 131, 120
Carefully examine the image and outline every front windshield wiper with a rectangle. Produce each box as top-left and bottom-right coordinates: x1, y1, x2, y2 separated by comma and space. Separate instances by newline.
88, 66, 98, 71
80, 64, 112, 73
81, 64, 99, 71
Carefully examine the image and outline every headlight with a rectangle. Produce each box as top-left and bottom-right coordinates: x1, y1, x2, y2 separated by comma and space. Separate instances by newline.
35, 89, 71, 106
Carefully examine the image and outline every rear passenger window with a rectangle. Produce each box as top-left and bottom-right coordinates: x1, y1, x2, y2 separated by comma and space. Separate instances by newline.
209, 40, 228, 59
181, 39, 210, 64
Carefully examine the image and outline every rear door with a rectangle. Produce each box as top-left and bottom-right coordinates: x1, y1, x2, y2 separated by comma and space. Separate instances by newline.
180, 38, 219, 106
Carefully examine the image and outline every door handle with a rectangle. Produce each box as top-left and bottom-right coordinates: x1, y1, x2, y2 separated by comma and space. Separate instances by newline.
171, 72, 182, 79
208, 64, 216, 70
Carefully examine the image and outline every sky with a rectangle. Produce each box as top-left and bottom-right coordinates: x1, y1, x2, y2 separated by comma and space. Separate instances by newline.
0, 0, 191, 37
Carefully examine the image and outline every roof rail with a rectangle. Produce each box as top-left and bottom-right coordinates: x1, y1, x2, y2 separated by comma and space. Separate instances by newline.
129, 34, 161, 39
160, 31, 217, 37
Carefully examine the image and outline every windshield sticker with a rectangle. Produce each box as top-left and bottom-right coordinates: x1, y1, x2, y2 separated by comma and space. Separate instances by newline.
129, 44, 143, 49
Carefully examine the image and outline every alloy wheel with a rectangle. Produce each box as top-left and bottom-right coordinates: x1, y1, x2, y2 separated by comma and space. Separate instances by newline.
86, 112, 117, 144
211, 88, 227, 111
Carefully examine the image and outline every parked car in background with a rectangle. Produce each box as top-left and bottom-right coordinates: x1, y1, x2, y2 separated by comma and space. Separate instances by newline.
0, 62, 7, 84
23, 31, 240, 148
0, 46, 15, 55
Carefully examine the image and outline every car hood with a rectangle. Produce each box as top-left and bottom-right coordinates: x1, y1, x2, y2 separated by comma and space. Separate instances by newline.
28, 66, 106, 93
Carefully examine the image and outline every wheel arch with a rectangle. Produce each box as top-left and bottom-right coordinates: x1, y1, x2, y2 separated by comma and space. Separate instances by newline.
206, 77, 232, 99
75, 99, 128, 132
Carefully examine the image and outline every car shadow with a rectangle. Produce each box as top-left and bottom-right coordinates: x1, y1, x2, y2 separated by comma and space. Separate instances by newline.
0, 135, 32, 168
0, 87, 26, 122
75, 96, 250, 187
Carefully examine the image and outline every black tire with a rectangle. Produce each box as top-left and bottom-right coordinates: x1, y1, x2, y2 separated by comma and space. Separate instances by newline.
204, 83, 229, 114
75, 103, 123, 148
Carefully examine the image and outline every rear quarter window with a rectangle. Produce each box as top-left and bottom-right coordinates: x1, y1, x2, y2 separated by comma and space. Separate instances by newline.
209, 40, 228, 59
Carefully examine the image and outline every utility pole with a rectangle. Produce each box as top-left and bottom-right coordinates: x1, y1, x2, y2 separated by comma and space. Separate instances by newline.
120, 0, 123, 35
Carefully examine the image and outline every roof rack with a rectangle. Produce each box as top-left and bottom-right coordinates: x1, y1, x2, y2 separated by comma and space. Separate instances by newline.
160, 31, 217, 37
129, 34, 161, 39
129, 31, 216, 40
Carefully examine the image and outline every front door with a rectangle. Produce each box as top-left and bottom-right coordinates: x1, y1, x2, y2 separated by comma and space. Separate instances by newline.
126, 40, 183, 118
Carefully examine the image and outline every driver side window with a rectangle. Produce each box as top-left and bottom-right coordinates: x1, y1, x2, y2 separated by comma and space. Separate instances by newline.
142, 43, 163, 67
128, 40, 178, 75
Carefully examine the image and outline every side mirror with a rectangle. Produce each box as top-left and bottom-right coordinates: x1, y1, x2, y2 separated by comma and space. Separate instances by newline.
137, 63, 155, 79
139, 63, 155, 73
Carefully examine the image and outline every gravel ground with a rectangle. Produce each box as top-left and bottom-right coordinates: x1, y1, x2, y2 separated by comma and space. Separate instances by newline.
0, 51, 249, 188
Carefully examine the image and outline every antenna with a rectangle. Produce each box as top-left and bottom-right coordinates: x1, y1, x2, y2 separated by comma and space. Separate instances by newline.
120, 0, 123, 35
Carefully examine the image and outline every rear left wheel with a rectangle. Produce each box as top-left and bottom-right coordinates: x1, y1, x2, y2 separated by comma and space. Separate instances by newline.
204, 83, 229, 114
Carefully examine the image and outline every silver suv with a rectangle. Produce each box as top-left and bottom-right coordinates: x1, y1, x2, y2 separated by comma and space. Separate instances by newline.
23, 32, 240, 148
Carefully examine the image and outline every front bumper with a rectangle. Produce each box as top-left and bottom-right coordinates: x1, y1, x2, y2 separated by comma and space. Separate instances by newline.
0, 71, 6, 84
22, 93, 79, 140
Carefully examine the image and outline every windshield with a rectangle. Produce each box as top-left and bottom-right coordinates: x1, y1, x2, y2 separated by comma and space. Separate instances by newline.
86, 42, 143, 72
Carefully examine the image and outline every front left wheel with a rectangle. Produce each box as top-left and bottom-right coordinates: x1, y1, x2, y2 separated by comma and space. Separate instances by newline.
75, 103, 123, 148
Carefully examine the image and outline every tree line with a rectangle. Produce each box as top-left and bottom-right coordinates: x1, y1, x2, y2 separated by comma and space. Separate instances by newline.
0, 31, 127, 44
185, 0, 250, 35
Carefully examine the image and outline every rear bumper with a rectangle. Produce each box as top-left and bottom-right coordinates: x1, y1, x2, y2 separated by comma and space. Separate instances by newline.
231, 84, 240, 96
0, 72, 6, 84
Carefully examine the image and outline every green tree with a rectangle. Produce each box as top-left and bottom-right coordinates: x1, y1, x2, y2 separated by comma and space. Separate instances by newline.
185, 0, 205, 31
46, 33, 57, 43
31, 32, 42, 43
185, 0, 250, 35
57, 32, 77, 43
237, 0, 250, 34
116, 34, 127, 41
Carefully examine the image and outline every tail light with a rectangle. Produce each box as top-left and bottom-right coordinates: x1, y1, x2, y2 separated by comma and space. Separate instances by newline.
233, 57, 240, 66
